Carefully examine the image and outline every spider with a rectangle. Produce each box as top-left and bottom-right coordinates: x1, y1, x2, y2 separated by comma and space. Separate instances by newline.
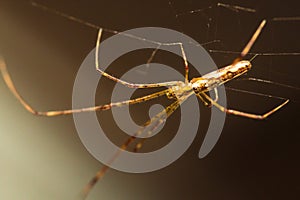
0, 18, 290, 199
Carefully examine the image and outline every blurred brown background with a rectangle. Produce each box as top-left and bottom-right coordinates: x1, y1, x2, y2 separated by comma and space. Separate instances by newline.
0, 0, 299, 200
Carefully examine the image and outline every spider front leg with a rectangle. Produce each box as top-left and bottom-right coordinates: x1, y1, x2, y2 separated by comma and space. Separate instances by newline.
201, 92, 289, 120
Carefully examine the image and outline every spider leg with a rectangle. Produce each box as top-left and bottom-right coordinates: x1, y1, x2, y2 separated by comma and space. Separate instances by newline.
95, 29, 183, 89
136, 39, 190, 83
234, 77, 300, 91
213, 87, 219, 102
226, 77, 300, 103
233, 19, 266, 64
81, 93, 192, 199
0, 57, 170, 116
32, 2, 194, 84
132, 94, 188, 152
201, 92, 289, 120
178, 43, 189, 83
196, 88, 219, 107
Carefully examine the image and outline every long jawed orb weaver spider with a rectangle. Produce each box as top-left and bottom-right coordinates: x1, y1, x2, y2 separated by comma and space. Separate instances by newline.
0, 19, 289, 199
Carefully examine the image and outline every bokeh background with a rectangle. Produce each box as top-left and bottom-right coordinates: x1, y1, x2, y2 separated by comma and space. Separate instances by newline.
0, 0, 299, 200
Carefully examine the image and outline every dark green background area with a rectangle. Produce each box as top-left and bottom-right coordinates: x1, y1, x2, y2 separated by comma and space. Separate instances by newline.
0, 0, 299, 200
